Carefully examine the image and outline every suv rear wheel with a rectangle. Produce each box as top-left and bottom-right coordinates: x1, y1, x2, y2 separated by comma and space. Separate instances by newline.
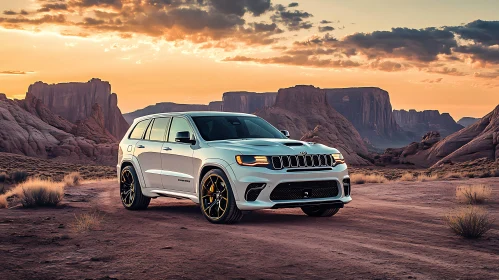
120, 165, 151, 210
199, 169, 243, 224
301, 205, 340, 217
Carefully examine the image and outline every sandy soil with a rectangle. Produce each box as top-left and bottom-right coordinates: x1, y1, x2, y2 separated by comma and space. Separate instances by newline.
1, 178, 498, 280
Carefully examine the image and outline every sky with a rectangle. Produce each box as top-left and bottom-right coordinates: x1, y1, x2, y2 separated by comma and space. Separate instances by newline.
0, 0, 498, 120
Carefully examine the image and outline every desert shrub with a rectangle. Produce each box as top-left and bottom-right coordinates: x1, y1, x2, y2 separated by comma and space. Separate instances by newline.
456, 184, 492, 204
0, 172, 6, 183
478, 171, 492, 178
10, 170, 28, 184
398, 172, 414, 181
445, 207, 493, 239
415, 174, 439, 182
350, 174, 387, 184
18, 179, 64, 208
63, 172, 82, 188
491, 169, 499, 177
72, 210, 103, 232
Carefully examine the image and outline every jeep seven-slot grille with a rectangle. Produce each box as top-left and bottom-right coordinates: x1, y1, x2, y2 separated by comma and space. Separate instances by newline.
271, 154, 334, 170
270, 181, 339, 201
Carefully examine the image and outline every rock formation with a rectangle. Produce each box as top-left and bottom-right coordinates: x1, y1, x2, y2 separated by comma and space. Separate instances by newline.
123, 102, 219, 124
27, 78, 129, 139
256, 86, 371, 165
458, 117, 480, 127
71, 103, 117, 144
379, 105, 499, 167
222, 92, 277, 113
0, 97, 117, 165
325, 87, 410, 149
429, 105, 499, 165
393, 109, 463, 138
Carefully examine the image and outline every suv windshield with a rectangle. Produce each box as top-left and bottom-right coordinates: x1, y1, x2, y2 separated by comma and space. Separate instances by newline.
192, 116, 286, 141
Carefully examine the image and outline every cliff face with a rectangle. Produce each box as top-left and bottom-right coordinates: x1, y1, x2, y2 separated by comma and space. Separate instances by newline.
27, 78, 129, 139
256, 86, 370, 165
0, 97, 117, 165
222, 92, 277, 113
325, 87, 409, 149
393, 109, 463, 138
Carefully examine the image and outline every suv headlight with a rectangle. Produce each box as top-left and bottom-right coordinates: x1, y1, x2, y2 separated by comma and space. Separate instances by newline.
332, 153, 345, 165
235, 155, 269, 167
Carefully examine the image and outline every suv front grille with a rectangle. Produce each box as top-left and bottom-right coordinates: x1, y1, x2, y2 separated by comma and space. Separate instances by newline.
270, 181, 339, 201
271, 154, 334, 170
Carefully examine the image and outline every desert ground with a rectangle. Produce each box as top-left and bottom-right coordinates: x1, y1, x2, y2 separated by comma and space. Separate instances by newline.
0, 178, 498, 280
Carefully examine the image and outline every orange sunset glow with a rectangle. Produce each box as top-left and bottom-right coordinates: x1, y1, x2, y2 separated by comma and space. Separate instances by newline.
0, 0, 498, 119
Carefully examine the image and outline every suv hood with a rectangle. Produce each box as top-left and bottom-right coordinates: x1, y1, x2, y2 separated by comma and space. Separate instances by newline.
206, 139, 339, 155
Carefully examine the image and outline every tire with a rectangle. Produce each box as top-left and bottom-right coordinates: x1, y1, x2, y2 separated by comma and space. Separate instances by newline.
120, 165, 151, 210
301, 205, 340, 217
199, 169, 243, 224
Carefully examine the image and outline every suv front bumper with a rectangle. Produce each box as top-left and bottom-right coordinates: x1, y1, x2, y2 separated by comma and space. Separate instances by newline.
226, 163, 351, 211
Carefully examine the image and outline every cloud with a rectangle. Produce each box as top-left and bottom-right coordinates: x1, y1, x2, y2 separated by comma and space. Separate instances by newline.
421, 78, 443, 83
320, 20, 332, 24
271, 4, 314, 31
72, 0, 123, 10
474, 70, 499, 79
0, 70, 34, 75
37, 3, 69, 12
318, 26, 334, 32
209, 0, 272, 16
427, 67, 467, 76
223, 54, 360, 68
288, 2, 299, 7
447, 20, 499, 46
3, 10, 17, 15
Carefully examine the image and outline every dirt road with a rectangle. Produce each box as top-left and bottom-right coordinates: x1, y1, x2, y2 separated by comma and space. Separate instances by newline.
1, 178, 498, 280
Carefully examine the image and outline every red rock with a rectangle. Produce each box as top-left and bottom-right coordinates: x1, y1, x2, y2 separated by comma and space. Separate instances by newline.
325, 87, 409, 149
123, 102, 216, 124
27, 78, 129, 139
393, 109, 463, 138
256, 85, 371, 165
72, 103, 117, 144
17, 95, 75, 133
222, 91, 277, 113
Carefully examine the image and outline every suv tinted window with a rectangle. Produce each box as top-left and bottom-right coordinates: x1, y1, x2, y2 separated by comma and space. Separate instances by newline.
168, 117, 193, 142
149, 118, 171, 141
129, 119, 151, 139
192, 116, 285, 141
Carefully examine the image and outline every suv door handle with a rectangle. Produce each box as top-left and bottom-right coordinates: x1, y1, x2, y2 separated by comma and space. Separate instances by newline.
137, 145, 145, 149
163, 147, 172, 151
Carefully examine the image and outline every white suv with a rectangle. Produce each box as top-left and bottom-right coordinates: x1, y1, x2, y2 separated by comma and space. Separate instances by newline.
117, 112, 351, 224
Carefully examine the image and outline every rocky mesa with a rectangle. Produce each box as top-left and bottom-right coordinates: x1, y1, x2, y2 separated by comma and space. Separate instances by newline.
27, 78, 129, 139
256, 86, 371, 165
393, 109, 463, 138
222, 91, 277, 113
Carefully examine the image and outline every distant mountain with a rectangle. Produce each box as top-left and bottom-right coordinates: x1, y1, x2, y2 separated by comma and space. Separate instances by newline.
222, 92, 277, 113
379, 105, 499, 167
458, 117, 480, 127
393, 109, 463, 138
325, 87, 411, 149
256, 86, 371, 165
123, 102, 222, 124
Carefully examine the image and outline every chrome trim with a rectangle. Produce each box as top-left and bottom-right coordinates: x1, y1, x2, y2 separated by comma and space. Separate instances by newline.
271, 154, 335, 170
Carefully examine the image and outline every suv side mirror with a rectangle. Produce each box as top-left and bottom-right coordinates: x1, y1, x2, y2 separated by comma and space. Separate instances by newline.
281, 130, 290, 138
175, 131, 195, 144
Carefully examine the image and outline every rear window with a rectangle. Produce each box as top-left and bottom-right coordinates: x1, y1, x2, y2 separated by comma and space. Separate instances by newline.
129, 119, 151, 139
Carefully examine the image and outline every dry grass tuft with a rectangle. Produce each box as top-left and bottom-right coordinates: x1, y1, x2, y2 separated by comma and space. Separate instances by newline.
63, 172, 82, 188
415, 174, 439, 182
350, 174, 388, 184
445, 207, 494, 239
456, 184, 492, 204
442, 172, 465, 179
398, 172, 415, 181
72, 210, 104, 232
17, 178, 64, 208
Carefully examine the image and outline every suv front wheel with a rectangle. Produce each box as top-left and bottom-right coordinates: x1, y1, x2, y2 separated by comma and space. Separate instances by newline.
199, 169, 243, 224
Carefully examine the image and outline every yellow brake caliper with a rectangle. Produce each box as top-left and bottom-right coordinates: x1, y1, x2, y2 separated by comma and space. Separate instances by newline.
209, 184, 215, 203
